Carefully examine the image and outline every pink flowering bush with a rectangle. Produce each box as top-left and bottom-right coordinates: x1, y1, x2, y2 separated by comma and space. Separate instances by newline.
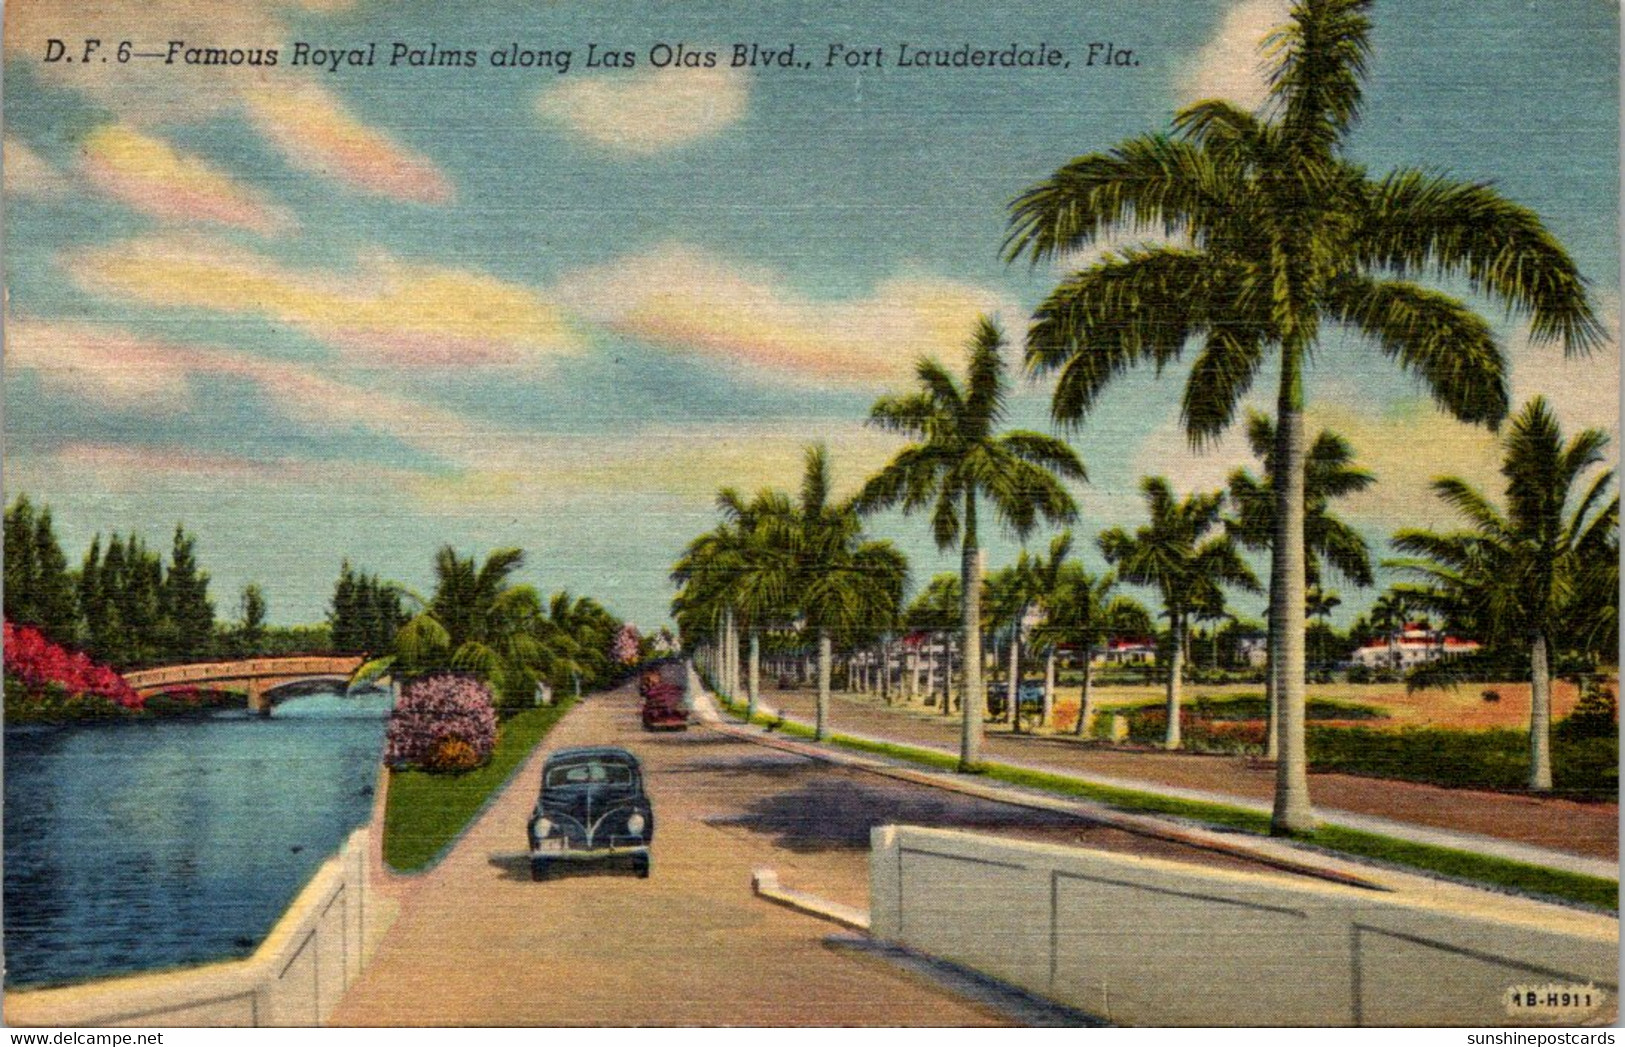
4, 619, 144, 720
384, 673, 498, 772
612, 624, 641, 667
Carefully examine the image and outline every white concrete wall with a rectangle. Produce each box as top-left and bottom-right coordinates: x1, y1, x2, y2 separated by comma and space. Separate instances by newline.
5, 827, 390, 1027
870, 825, 1618, 1027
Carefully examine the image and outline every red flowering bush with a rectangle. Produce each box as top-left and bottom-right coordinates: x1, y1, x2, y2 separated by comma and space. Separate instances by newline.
4, 619, 143, 719
384, 673, 498, 771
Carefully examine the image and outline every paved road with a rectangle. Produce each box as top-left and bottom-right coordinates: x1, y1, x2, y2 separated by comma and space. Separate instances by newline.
333, 680, 1259, 1026
764, 685, 1620, 862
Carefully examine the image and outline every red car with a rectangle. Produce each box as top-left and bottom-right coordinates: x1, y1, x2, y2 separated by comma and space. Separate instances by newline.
639, 674, 689, 731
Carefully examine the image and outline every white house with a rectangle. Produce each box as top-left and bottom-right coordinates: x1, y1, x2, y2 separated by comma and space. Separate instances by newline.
1350, 622, 1481, 670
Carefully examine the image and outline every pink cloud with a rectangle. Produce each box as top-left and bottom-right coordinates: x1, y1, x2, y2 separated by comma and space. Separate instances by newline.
241, 82, 454, 205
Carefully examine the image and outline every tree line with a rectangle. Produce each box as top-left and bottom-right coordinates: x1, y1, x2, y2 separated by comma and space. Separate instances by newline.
674, 0, 1616, 832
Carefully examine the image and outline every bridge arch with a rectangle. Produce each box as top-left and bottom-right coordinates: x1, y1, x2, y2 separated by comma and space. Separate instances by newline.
123, 656, 369, 714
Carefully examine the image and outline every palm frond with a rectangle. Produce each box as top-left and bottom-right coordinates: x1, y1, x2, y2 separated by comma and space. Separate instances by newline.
1357, 171, 1606, 354
1325, 275, 1508, 427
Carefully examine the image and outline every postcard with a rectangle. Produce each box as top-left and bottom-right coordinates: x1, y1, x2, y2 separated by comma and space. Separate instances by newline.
2, 0, 1618, 1030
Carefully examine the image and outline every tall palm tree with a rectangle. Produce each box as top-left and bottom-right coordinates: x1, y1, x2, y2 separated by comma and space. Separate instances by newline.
858, 316, 1086, 770
1368, 590, 1412, 670
904, 573, 963, 715
1390, 397, 1616, 790
782, 445, 910, 741
1305, 586, 1342, 671
1100, 478, 1260, 749
1022, 531, 1075, 727
1032, 564, 1151, 737
1227, 411, 1374, 757
1005, 0, 1599, 830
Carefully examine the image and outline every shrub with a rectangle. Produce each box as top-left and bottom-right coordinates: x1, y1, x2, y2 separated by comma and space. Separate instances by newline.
3, 619, 143, 718
1481, 689, 1502, 703
385, 673, 498, 771
425, 737, 483, 773
1557, 679, 1617, 741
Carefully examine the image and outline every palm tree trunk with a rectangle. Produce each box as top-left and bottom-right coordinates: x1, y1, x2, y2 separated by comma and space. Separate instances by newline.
1529, 631, 1554, 790
881, 640, 892, 704
747, 628, 760, 719
1264, 620, 1279, 761
816, 627, 832, 742
909, 648, 921, 698
941, 636, 954, 716
1165, 612, 1184, 750
1006, 612, 1023, 732
959, 491, 985, 770
1043, 649, 1056, 727
1270, 346, 1316, 833
1074, 647, 1094, 736
924, 639, 937, 702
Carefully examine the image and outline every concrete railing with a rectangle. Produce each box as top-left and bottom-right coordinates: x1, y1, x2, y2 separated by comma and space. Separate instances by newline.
870, 825, 1618, 1027
123, 656, 365, 691
5, 827, 391, 1027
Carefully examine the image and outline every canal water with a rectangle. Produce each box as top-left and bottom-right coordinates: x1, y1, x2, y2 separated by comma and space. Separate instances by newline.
3, 686, 391, 989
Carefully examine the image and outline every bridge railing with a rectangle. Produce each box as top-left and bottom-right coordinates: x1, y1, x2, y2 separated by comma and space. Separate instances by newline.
124, 656, 366, 690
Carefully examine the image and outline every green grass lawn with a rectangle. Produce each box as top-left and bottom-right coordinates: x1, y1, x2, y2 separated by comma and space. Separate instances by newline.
383, 698, 577, 872
713, 692, 1617, 911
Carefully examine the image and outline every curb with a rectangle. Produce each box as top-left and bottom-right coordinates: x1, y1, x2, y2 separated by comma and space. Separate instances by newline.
751, 868, 870, 931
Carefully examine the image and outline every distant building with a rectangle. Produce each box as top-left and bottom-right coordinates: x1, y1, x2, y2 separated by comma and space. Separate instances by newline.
1350, 622, 1480, 670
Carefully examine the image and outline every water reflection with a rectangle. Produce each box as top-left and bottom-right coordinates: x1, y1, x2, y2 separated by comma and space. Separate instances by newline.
4, 684, 388, 988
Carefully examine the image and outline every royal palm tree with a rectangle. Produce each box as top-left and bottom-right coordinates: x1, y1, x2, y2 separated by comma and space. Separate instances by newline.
743, 445, 911, 740
858, 316, 1086, 770
1305, 586, 1342, 671
1100, 478, 1260, 749
1227, 412, 1374, 756
904, 573, 963, 715
1032, 564, 1151, 737
1005, 0, 1599, 830
1022, 531, 1075, 727
1390, 397, 1616, 790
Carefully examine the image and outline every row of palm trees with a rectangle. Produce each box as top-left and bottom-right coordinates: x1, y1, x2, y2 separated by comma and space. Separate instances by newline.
678, 0, 1608, 833
356, 545, 626, 709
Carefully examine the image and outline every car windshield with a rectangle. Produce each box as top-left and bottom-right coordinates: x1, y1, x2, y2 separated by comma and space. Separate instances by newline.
545, 758, 635, 788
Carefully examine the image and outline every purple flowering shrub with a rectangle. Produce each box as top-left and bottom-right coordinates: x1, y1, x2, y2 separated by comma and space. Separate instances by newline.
385, 673, 498, 771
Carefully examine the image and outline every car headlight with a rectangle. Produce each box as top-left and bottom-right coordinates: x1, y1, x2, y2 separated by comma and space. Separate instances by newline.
533, 817, 553, 838
626, 811, 646, 835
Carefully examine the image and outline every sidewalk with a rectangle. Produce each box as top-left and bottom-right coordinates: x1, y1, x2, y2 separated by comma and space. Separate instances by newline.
747, 685, 1619, 880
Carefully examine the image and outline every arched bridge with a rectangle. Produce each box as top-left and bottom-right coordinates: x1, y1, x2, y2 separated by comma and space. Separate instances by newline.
123, 655, 369, 713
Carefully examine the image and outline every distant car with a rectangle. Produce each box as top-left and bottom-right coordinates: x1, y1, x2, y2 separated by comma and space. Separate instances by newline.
640, 679, 689, 731
528, 746, 653, 880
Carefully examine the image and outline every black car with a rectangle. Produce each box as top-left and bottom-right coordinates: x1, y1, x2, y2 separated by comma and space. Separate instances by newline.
528, 746, 653, 880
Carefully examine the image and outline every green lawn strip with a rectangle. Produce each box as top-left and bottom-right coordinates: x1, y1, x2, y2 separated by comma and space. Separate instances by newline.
383, 698, 577, 873
1304, 825, 1619, 913
714, 692, 1617, 910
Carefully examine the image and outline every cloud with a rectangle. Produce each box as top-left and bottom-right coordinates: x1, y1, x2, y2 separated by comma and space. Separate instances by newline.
410, 421, 907, 512
6, 320, 197, 409
241, 81, 455, 204
80, 125, 293, 234
536, 66, 748, 154
5, 318, 478, 459
1508, 296, 1620, 445
1176, 0, 1291, 110
69, 237, 582, 367
555, 243, 1016, 384
4, 138, 65, 198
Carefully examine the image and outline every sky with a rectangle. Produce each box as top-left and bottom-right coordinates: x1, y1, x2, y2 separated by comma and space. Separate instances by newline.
3, 0, 1619, 633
